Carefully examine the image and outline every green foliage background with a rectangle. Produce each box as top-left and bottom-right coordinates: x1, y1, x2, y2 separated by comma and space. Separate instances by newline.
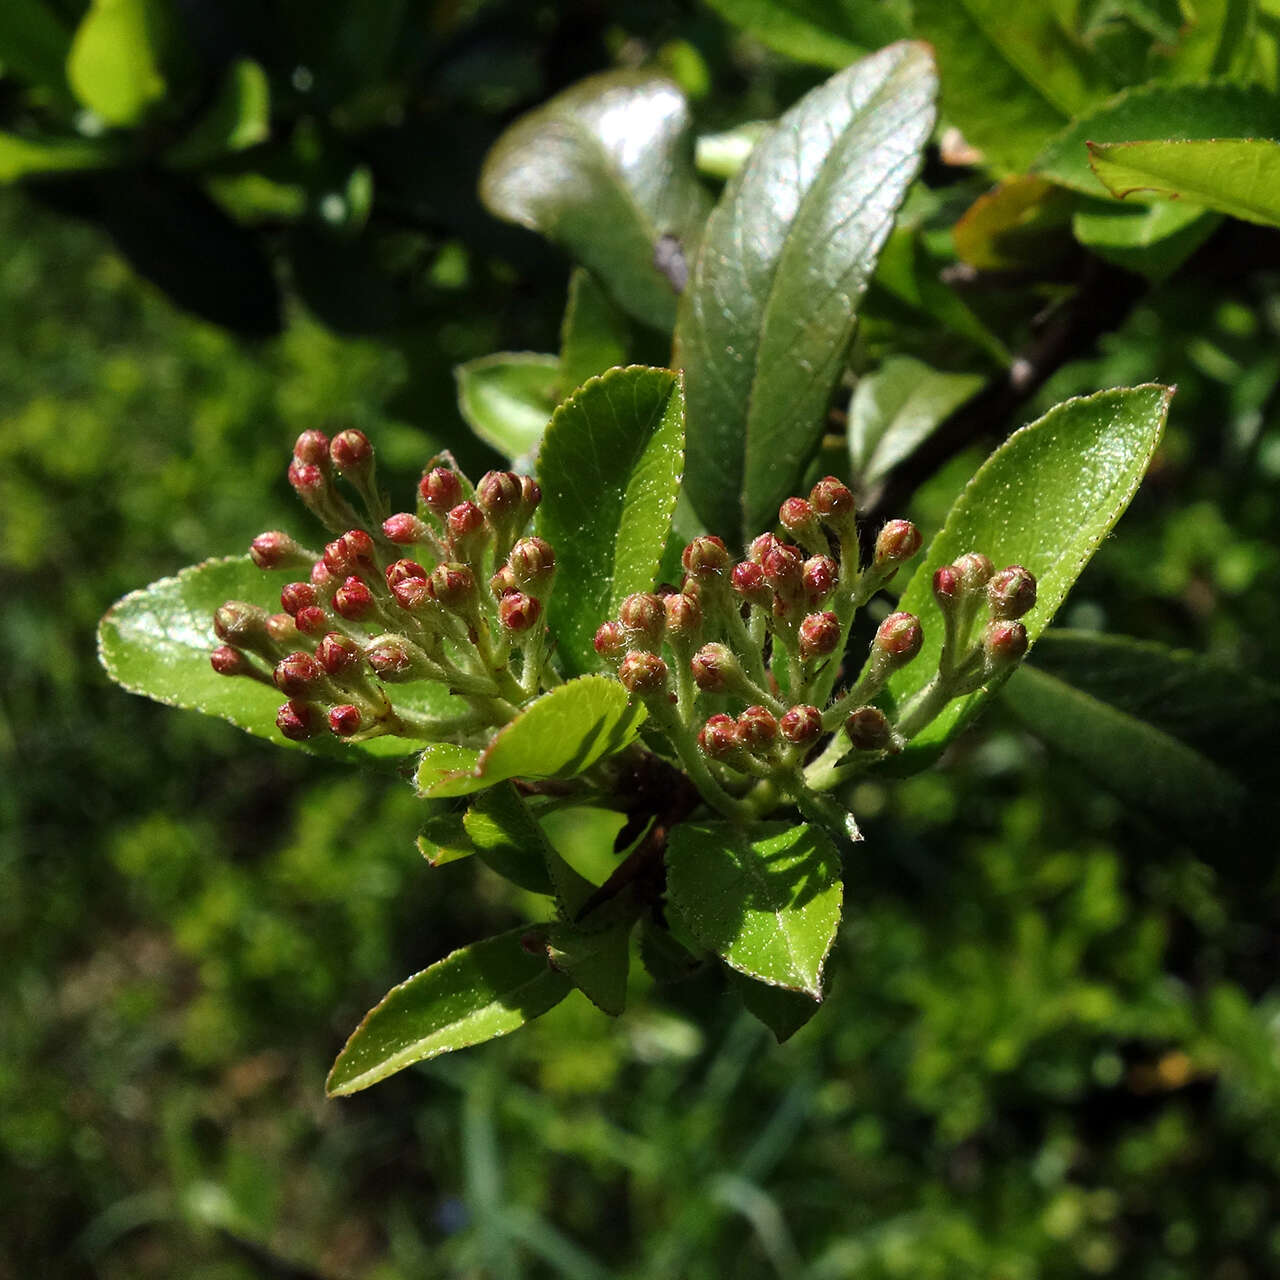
4, 1, 1280, 1277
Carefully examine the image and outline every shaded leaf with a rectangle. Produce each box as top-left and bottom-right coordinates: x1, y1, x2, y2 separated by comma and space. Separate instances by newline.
167, 59, 271, 169
1071, 199, 1219, 281
676, 42, 936, 543
546, 918, 633, 1015
558, 268, 629, 396
666, 822, 842, 998
326, 929, 571, 1096
455, 352, 560, 466
0, 0, 73, 95
417, 811, 475, 868
730, 970, 821, 1042
480, 71, 710, 330
952, 176, 1075, 271
700, 0, 908, 69
463, 783, 557, 895
537, 365, 685, 674
0, 133, 120, 183
884, 385, 1172, 757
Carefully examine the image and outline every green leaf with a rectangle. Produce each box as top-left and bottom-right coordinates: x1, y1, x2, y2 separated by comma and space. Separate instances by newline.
0, 0, 73, 95
0, 133, 120, 183
695, 121, 771, 181
67, 0, 171, 126
729, 970, 821, 1043
1161, 0, 1259, 82
167, 60, 270, 169
455, 352, 560, 466
1071, 198, 1219, 281
416, 743, 487, 798
700, 0, 908, 69
1089, 138, 1280, 228
537, 365, 685, 674
1035, 82, 1275, 195
911, 0, 1107, 172
558, 268, 629, 396
463, 784, 557, 895
666, 822, 843, 998
479, 71, 711, 330
848, 355, 984, 493
546, 918, 633, 1015
884, 385, 1173, 755
417, 811, 475, 868
676, 42, 937, 544
98, 556, 454, 762
325, 928, 572, 1096
952, 176, 1076, 271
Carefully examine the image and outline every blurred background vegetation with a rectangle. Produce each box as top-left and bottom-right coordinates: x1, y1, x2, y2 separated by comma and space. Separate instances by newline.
4, 1, 1280, 1277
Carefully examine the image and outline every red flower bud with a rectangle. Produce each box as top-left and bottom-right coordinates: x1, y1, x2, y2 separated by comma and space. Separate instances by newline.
845, 706, 892, 752
277, 699, 321, 741
731, 560, 771, 606
385, 558, 426, 589
391, 577, 432, 612
498, 591, 542, 633
954, 552, 994, 592
763, 544, 805, 602
748, 532, 780, 564
984, 619, 1029, 665
779, 497, 822, 543
287, 460, 326, 498
518, 476, 541, 520
213, 600, 269, 644
780, 704, 822, 746
383, 513, 428, 544
210, 645, 251, 677
293, 430, 330, 467
294, 605, 329, 636
508, 537, 556, 593
323, 529, 376, 577
266, 612, 300, 645
987, 565, 1037, 620
618, 650, 669, 695
664, 592, 702, 638
428, 562, 476, 611
933, 565, 961, 603
334, 576, 376, 620
273, 651, 324, 696
619, 592, 666, 644
316, 632, 361, 676
698, 714, 741, 759
874, 519, 922, 566
446, 501, 487, 556
798, 610, 841, 660
594, 621, 627, 660
365, 636, 420, 680
419, 466, 462, 515
330, 429, 373, 474
280, 581, 317, 617
802, 555, 839, 605
690, 642, 738, 692
477, 470, 522, 520
250, 530, 312, 572
874, 611, 923, 664
809, 476, 855, 520
310, 560, 338, 593
328, 704, 363, 737
737, 705, 779, 751
490, 565, 517, 598
682, 535, 731, 580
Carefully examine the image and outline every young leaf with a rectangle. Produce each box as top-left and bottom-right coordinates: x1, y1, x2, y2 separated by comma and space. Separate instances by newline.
884, 384, 1173, 756
847, 355, 984, 494
416, 743, 487, 798
1089, 139, 1280, 229
0, 133, 121, 183
700, 0, 908, 69
462, 783, 557, 895
166, 59, 271, 169
479, 72, 711, 330
67, 0, 172, 126
325, 928, 572, 1096
676, 42, 937, 543
558, 268, 629, 397
455, 352, 560, 466
546, 919, 633, 1015
537, 366, 685, 674
1034, 83, 1274, 195
99, 557, 451, 762
729, 970, 821, 1043
417, 811, 475, 868
666, 822, 843, 998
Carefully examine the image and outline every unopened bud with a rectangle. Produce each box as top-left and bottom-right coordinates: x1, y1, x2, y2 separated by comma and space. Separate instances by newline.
250, 531, 313, 572
508, 537, 555, 594
446, 501, 488, 559
619, 592, 666, 646
802, 555, 839, 605
273, 650, 324, 697
987, 565, 1037, 620
328, 704, 363, 737
984, 619, 1028, 666
737, 705, 779, 752
731, 560, 771, 607
293, 430, 330, 467
477, 471, 522, 523
874, 519, 922, 567
682, 535, 731, 580
428, 562, 476, 612
748, 532, 780, 564
874, 611, 923, 665
664, 592, 702, 638
365, 635, 428, 681
288, 460, 326, 499
809, 476, 855, 523
954, 552, 994, 593
618, 650, 669, 696
210, 645, 251, 677
294, 605, 329, 636
490, 564, 517, 598
518, 476, 541, 521
845, 706, 892, 752
391, 577, 432, 613
798, 611, 841, 660
762, 544, 805, 604
324, 529, 376, 577
385, 558, 426, 589
330, 429, 373, 475
698, 714, 741, 759
266, 612, 300, 645
213, 601, 269, 645
280, 581, 316, 617
334, 576, 376, 620
594, 621, 628, 661
779, 497, 823, 546
310, 559, 338, 593
316, 632, 361, 676
499, 592, 542, 633
277, 699, 321, 741
933, 565, 961, 604
690, 642, 740, 693
419, 466, 462, 515
383, 513, 428, 544
780, 704, 822, 746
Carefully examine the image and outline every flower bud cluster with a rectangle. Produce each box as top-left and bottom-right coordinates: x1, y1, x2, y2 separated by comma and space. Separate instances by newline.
212, 435, 555, 745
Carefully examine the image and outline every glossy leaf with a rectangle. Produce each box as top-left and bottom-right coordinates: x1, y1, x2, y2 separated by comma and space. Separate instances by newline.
416, 743, 486, 798
99, 557, 455, 762
455, 352, 560, 466
325, 929, 571, 1096
1071, 199, 1218, 282
67, 0, 170, 126
700, 0, 908, 68
537, 365, 685, 674
1089, 138, 1280, 228
730, 970, 821, 1043
417, 812, 474, 868
1035, 83, 1275, 195
848, 356, 984, 493
676, 42, 936, 543
884, 385, 1172, 755
0, 133, 120, 183
666, 822, 842, 998
462, 784, 557, 895
167, 60, 270, 169
479, 72, 710, 330
546, 919, 632, 1015
558, 268, 629, 397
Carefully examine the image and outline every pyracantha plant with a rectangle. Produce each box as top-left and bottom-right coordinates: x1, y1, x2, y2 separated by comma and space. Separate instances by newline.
100, 43, 1172, 1095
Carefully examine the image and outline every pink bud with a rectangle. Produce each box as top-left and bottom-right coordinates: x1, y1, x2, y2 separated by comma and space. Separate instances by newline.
446, 501, 487, 555
698, 714, 741, 759
987, 565, 1037, 620
508, 537, 555, 593
365, 637, 414, 679
594, 621, 627, 660
288, 459, 326, 497
213, 600, 268, 644
779, 497, 821, 542
273, 651, 324, 696
323, 529, 376, 577
316, 632, 361, 676
664, 592, 702, 637
383, 513, 428, 544
874, 519, 922, 566
334, 576, 376, 620
330, 429, 373, 474
780, 704, 822, 746
266, 612, 300, 645
293, 430, 330, 467
277, 699, 321, 741
618, 650, 669, 695
250, 530, 312, 572
476, 470, 521, 520
294, 605, 329, 636
619, 592, 666, 643
933, 565, 961, 603
690, 642, 738, 692
748, 533, 780, 564
419, 466, 462, 515
802, 555, 839, 605
845, 706, 892, 752
737, 705, 779, 751
518, 476, 541, 520
984, 619, 1029, 664
731, 560, 771, 607
210, 645, 250, 676
763, 544, 804, 603
310, 560, 338, 593
490, 565, 517, 598
682, 535, 731, 580
498, 592, 542, 633
428, 562, 476, 611
809, 476, 855, 520
328, 704, 363, 736
280, 581, 317, 617
874, 611, 923, 663
391, 577, 432, 612
954, 552, 995, 592
798, 611, 841, 660
385, 558, 426, 588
